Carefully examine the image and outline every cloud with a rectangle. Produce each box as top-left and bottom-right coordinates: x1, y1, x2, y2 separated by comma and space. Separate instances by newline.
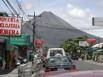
22, 2, 33, 10
67, 4, 73, 8
67, 4, 91, 18
69, 8, 87, 18
64, 4, 96, 28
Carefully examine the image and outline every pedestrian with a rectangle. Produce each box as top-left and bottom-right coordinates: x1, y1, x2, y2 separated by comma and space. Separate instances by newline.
1, 59, 6, 70
81, 54, 85, 60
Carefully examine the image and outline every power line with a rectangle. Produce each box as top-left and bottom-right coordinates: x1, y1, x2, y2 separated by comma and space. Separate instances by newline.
2, 0, 15, 16
15, 0, 29, 20
5, 0, 18, 16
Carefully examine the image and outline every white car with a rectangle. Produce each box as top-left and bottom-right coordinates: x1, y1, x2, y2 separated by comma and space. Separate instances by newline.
47, 48, 66, 59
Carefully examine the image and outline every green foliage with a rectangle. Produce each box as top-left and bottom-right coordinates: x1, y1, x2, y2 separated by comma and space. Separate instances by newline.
60, 36, 89, 54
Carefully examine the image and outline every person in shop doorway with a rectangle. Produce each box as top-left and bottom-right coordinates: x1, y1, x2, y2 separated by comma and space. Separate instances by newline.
1, 59, 6, 70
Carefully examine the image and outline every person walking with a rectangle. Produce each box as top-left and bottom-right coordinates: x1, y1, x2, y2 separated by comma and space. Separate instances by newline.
1, 59, 6, 70
81, 54, 85, 60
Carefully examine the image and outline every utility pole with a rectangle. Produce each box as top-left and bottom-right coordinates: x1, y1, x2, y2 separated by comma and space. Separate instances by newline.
32, 12, 36, 51
31, 12, 36, 74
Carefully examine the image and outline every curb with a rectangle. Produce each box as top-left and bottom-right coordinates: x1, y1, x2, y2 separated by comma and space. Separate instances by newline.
84, 60, 103, 66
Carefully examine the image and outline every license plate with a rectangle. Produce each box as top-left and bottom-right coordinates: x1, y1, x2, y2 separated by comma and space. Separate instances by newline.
58, 68, 63, 71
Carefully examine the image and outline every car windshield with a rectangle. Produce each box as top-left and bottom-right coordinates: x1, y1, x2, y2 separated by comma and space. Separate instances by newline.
47, 57, 61, 65
50, 50, 63, 57
2, 0, 103, 77
48, 57, 72, 64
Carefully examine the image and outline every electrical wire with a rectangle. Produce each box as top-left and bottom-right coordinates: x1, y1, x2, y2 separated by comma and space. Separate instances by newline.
15, 0, 29, 20
5, 0, 18, 16
1, 0, 15, 16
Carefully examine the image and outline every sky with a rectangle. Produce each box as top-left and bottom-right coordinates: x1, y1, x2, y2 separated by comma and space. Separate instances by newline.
1, 0, 103, 38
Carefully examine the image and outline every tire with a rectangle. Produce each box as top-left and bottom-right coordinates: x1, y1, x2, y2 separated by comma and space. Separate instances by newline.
53, 68, 57, 71
45, 67, 50, 72
64, 68, 70, 70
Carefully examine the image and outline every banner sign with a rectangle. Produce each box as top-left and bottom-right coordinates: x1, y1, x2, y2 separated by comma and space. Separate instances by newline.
79, 41, 89, 46
0, 16, 21, 36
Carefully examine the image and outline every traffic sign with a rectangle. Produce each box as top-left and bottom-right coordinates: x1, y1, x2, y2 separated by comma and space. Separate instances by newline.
92, 17, 103, 26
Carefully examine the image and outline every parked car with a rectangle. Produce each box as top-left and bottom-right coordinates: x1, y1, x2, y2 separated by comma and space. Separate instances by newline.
45, 56, 76, 72
47, 48, 66, 59
71, 53, 79, 60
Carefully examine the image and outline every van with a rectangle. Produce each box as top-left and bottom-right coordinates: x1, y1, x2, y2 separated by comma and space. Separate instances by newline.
47, 48, 66, 59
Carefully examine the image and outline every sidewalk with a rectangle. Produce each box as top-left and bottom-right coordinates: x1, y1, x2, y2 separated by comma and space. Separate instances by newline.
0, 68, 18, 77
84, 60, 103, 66
32, 69, 44, 77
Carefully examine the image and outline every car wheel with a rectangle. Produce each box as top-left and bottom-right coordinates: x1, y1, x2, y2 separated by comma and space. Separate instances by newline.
64, 68, 70, 70
53, 68, 57, 71
45, 67, 50, 72
51, 68, 57, 71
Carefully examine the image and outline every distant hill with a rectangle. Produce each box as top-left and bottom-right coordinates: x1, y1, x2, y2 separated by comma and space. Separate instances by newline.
22, 11, 102, 47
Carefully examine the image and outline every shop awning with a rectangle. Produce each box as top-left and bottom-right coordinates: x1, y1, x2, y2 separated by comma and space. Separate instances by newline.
87, 47, 99, 52
8, 34, 30, 45
92, 43, 103, 48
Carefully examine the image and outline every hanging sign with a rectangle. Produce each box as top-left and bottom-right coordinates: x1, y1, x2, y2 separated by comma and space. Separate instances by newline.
0, 16, 21, 36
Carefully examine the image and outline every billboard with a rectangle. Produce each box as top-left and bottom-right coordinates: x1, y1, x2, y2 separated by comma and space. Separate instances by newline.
92, 17, 103, 26
0, 16, 21, 36
79, 41, 89, 46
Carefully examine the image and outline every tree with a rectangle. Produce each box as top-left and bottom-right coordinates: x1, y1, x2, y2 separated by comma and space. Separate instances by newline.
60, 36, 89, 54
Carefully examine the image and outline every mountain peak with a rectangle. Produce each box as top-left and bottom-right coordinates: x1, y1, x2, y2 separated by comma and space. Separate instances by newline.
39, 11, 55, 17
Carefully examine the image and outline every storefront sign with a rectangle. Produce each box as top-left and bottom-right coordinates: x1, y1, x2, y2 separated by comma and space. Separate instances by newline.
9, 34, 30, 45
87, 38, 96, 43
79, 41, 89, 46
0, 16, 21, 36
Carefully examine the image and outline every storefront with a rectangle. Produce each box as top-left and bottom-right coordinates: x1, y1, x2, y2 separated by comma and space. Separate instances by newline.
93, 49, 103, 63
6, 34, 30, 68
0, 38, 6, 69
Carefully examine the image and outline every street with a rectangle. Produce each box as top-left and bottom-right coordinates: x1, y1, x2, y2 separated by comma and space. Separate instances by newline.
0, 1, 103, 77
45, 60, 103, 77
0, 60, 103, 77
74, 60, 103, 71
46, 61, 103, 77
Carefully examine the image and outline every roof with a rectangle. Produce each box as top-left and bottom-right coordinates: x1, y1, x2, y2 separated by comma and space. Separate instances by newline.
48, 48, 64, 51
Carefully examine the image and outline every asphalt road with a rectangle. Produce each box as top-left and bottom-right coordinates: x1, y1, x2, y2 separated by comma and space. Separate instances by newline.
74, 60, 103, 71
